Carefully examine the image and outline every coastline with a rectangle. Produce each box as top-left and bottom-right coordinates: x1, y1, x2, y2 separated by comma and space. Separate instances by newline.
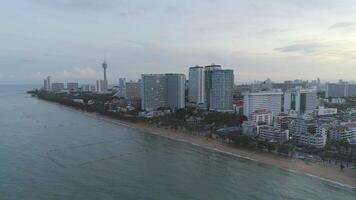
51, 101, 356, 189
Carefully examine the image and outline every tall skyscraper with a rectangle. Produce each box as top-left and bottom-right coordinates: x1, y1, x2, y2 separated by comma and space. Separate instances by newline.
188, 66, 205, 104
205, 64, 222, 109
243, 91, 283, 119
43, 76, 51, 91
166, 74, 186, 110
141, 74, 167, 110
203, 64, 234, 111
141, 74, 186, 110
209, 69, 234, 111
118, 78, 126, 97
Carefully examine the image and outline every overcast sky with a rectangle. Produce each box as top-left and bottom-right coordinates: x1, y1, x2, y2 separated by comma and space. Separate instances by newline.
1, 0, 356, 84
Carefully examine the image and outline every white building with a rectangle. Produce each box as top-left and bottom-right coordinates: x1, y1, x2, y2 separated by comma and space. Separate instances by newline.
141, 74, 186, 111
96, 80, 108, 93
288, 116, 327, 148
293, 133, 327, 148
81, 84, 96, 92
329, 124, 356, 141
317, 106, 337, 116
258, 127, 289, 144
284, 88, 318, 114
243, 91, 283, 118
251, 109, 273, 126
188, 66, 205, 104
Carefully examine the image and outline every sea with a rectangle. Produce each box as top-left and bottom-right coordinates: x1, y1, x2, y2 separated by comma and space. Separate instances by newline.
0, 85, 355, 200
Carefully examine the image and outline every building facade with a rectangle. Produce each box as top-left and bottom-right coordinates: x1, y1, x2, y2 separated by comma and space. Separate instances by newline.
141, 74, 185, 110
209, 69, 234, 111
243, 91, 283, 118
188, 66, 205, 104
67, 82, 79, 91
126, 81, 141, 100
251, 109, 273, 126
51, 83, 64, 92
326, 82, 356, 98
284, 88, 318, 114
258, 127, 289, 144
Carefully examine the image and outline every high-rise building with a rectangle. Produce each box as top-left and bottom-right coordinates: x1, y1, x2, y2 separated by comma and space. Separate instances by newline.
204, 64, 222, 109
141, 74, 186, 110
51, 83, 64, 92
126, 81, 141, 99
117, 78, 126, 97
243, 91, 283, 119
43, 79, 48, 91
209, 69, 234, 111
96, 80, 108, 93
43, 76, 51, 91
284, 88, 318, 114
325, 81, 356, 98
166, 74, 186, 110
67, 82, 79, 91
141, 74, 166, 110
188, 66, 205, 104
203, 64, 234, 111
326, 82, 347, 98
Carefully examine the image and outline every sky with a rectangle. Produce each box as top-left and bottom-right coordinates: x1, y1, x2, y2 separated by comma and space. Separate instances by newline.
1, 0, 356, 84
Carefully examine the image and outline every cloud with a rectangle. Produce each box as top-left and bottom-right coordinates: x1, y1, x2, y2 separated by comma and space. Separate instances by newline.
274, 43, 322, 54
329, 22, 356, 30
60, 67, 99, 80
30, 0, 133, 16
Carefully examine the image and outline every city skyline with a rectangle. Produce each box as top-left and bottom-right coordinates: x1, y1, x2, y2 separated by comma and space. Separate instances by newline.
1, 0, 356, 84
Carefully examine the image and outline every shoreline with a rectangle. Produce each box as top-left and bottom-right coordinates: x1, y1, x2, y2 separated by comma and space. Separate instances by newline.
73, 109, 356, 190
47, 101, 356, 189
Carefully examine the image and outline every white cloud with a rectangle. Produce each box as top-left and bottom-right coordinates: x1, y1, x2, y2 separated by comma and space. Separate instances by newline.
60, 67, 99, 80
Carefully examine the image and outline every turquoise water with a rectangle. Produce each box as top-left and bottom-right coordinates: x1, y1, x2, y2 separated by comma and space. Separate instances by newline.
0, 85, 355, 200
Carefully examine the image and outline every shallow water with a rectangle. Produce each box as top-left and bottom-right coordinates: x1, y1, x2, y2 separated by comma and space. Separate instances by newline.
0, 85, 355, 200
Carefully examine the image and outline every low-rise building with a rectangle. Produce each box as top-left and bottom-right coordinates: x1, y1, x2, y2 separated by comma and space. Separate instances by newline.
258, 127, 289, 143
242, 121, 258, 136
316, 106, 337, 116
251, 109, 273, 126
329, 123, 356, 141
293, 133, 327, 148
274, 113, 289, 130
288, 116, 327, 148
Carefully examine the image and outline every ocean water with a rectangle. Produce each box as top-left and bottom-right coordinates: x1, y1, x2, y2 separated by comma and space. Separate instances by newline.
0, 85, 355, 200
